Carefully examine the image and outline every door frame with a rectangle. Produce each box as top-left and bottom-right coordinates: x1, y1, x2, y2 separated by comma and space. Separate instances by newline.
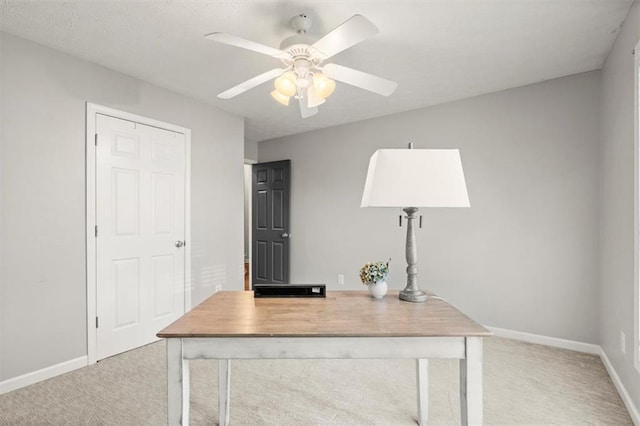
244, 159, 257, 290
85, 103, 192, 365
635, 39, 640, 373
251, 160, 291, 285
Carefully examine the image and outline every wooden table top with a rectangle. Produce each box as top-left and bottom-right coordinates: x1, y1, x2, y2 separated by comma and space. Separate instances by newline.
158, 291, 491, 338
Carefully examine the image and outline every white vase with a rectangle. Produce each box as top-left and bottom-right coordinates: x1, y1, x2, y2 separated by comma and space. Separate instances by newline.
368, 280, 388, 299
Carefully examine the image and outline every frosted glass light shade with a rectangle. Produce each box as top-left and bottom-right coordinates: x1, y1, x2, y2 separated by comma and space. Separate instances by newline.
270, 89, 290, 106
274, 71, 297, 97
361, 149, 470, 208
313, 73, 336, 99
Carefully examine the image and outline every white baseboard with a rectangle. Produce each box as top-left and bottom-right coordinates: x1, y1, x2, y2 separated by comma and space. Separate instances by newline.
599, 348, 640, 426
487, 325, 638, 425
486, 326, 601, 354
0, 356, 88, 395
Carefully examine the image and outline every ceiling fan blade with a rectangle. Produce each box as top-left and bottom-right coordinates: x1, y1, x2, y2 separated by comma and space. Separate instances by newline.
205, 32, 288, 58
218, 68, 286, 99
311, 14, 378, 60
298, 89, 318, 118
322, 63, 397, 96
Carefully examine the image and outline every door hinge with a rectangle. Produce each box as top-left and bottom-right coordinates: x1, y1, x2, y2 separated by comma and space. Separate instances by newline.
95, 316, 99, 328
95, 133, 98, 146
95, 225, 98, 237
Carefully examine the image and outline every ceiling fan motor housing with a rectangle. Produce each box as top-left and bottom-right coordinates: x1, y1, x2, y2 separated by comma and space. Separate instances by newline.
280, 43, 323, 87
279, 13, 322, 58
279, 36, 317, 51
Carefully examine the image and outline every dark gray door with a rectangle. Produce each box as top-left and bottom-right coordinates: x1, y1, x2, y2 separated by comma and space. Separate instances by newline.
252, 160, 291, 286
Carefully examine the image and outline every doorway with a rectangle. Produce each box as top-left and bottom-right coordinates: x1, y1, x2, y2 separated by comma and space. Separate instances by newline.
251, 160, 291, 285
86, 103, 191, 364
244, 160, 292, 288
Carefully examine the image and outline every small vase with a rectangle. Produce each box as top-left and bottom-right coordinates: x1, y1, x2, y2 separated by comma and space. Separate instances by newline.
368, 280, 388, 299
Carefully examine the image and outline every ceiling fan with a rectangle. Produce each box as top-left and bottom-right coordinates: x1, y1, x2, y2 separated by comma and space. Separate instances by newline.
205, 13, 398, 118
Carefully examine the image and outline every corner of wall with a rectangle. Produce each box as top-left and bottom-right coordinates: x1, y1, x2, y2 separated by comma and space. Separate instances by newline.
598, 0, 640, 419
244, 139, 259, 163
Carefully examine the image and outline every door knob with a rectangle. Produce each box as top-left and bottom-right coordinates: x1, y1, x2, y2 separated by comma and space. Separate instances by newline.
281, 232, 291, 238
175, 240, 185, 248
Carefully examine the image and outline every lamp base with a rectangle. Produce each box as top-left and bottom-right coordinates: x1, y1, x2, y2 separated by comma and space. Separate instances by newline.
399, 288, 428, 303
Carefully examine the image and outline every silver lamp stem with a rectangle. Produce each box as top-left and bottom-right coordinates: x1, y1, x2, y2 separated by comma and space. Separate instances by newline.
399, 207, 428, 302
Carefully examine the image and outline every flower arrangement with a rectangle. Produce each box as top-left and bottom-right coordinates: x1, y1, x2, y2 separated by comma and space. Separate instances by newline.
359, 259, 390, 285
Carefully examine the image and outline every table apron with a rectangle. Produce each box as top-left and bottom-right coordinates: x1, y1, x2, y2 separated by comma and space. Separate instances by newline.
180, 336, 467, 359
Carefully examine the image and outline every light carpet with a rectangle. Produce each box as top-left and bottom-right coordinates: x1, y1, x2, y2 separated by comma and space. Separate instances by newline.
0, 337, 631, 425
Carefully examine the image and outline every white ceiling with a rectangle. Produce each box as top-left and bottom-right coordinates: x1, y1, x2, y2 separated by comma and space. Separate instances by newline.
0, 0, 633, 143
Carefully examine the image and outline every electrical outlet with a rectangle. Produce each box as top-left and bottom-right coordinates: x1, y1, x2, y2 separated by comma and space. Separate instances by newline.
337, 274, 344, 285
621, 331, 626, 355
215, 285, 222, 293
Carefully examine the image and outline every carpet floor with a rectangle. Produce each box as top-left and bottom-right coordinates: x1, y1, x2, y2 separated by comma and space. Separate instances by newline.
0, 337, 631, 425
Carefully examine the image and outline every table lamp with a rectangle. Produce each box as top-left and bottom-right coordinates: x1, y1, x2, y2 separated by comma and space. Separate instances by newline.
360, 143, 470, 302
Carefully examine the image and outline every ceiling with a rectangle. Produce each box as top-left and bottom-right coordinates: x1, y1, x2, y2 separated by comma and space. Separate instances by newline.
0, 0, 633, 143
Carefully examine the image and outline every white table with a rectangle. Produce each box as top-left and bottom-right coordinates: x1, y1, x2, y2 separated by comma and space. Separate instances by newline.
158, 291, 491, 425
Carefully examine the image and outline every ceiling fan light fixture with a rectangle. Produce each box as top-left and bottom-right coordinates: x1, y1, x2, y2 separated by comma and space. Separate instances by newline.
274, 71, 297, 97
307, 85, 326, 108
313, 73, 336, 99
271, 89, 290, 106
296, 77, 310, 88
206, 14, 397, 119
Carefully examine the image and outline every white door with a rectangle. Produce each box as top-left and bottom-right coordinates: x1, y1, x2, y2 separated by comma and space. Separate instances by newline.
96, 113, 186, 360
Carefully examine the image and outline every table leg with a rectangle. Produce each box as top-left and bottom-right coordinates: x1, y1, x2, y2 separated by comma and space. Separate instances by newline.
218, 359, 231, 426
460, 337, 483, 425
416, 358, 428, 425
167, 338, 189, 425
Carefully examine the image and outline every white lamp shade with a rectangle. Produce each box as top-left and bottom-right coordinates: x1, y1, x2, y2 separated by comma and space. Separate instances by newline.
361, 149, 470, 208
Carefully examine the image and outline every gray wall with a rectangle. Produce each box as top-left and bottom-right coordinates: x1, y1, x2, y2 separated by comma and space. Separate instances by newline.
599, 0, 640, 408
244, 139, 259, 163
259, 70, 601, 344
0, 32, 245, 381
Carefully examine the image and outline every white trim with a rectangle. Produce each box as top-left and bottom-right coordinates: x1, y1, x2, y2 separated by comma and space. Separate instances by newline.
0, 356, 87, 395
486, 326, 600, 354
488, 326, 638, 423
86, 104, 97, 365
85, 103, 192, 365
185, 132, 192, 311
634, 39, 640, 374
600, 347, 640, 425
243, 159, 257, 290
